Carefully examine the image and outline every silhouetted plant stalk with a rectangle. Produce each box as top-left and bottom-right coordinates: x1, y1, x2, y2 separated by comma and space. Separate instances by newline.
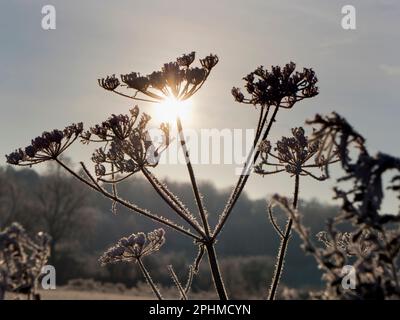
175, 115, 228, 299
138, 259, 163, 300
212, 105, 279, 240
255, 127, 339, 299
56, 159, 201, 241
6, 53, 322, 300
167, 265, 188, 300
214, 62, 319, 239
267, 175, 298, 300
267, 113, 400, 299
141, 167, 204, 233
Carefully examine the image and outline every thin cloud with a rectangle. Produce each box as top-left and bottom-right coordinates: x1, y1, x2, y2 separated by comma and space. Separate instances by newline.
319, 37, 354, 49
380, 64, 400, 76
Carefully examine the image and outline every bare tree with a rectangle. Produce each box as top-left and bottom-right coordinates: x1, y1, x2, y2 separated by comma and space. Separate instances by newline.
34, 162, 93, 260
0, 169, 31, 228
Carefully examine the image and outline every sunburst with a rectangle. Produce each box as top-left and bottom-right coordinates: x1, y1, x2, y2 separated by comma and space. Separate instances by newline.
153, 97, 192, 124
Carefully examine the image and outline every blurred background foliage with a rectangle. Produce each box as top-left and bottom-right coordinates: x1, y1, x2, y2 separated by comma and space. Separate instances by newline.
0, 163, 337, 298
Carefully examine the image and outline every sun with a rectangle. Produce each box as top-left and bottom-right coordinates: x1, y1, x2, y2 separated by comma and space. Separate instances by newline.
153, 97, 192, 124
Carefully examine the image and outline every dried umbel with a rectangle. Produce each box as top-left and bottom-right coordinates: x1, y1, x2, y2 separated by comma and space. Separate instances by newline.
98, 75, 120, 91
255, 127, 338, 180
0, 223, 51, 300
98, 229, 166, 300
99, 229, 165, 265
254, 127, 333, 300
214, 63, 320, 266
82, 108, 171, 182
99, 51, 218, 102
82, 106, 140, 142
254, 127, 339, 300
6, 123, 83, 166
232, 62, 318, 108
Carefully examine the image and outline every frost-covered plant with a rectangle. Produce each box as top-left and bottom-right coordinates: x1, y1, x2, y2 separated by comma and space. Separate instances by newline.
98, 228, 196, 300
0, 223, 51, 300
6, 53, 319, 300
99, 229, 165, 300
6, 124, 83, 166
214, 62, 319, 241
254, 127, 338, 299
231, 62, 318, 108
272, 113, 400, 299
99, 51, 218, 102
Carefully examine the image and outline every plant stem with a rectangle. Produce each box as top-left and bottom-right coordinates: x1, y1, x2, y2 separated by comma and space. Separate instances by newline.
176, 116, 210, 237
55, 159, 201, 240
293, 175, 300, 209
141, 168, 206, 237
268, 174, 299, 300
167, 265, 188, 300
137, 259, 163, 300
205, 243, 228, 300
176, 116, 227, 299
213, 105, 279, 239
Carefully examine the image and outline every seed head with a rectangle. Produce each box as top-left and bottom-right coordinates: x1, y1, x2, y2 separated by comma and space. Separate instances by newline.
177, 51, 195, 67
99, 228, 166, 265
99, 52, 219, 102
6, 123, 83, 166
98, 75, 120, 91
121, 72, 150, 91
232, 62, 318, 108
86, 108, 170, 182
255, 127, 338, 180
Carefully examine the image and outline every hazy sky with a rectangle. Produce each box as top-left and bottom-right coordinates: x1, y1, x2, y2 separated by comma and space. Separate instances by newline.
1, 0, 399, 206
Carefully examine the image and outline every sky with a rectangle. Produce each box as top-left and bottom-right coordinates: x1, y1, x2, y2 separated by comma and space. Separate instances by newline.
1, 0, 400, 207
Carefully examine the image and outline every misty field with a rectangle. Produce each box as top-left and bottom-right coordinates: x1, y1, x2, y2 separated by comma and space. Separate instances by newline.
6, 289, 149, 300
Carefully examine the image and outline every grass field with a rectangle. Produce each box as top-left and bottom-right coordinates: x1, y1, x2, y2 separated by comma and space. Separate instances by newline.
5, 285, 216, 300
5, 288, 151, 300
38, 289, 151, 300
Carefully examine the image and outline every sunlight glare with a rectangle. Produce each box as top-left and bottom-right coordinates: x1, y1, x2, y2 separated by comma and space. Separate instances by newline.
153, 97, 192, 124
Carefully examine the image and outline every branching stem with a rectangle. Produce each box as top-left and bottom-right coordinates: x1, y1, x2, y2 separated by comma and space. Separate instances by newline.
213, 105, 280, 239
176, 116, 211, 237
141, 167, 206, 237
268, 174, 299, 300
137, 258, 163, 300
176, 116, 228, 300
55, 159, 201, 240
205, 243, 228, 300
